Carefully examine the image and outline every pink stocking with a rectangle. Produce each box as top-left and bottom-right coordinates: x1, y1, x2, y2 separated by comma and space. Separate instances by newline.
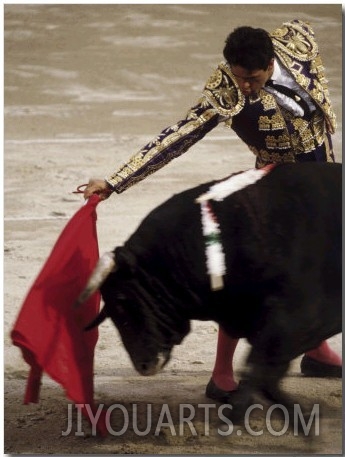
306, 340, 342, 366
211, 327, 239, 391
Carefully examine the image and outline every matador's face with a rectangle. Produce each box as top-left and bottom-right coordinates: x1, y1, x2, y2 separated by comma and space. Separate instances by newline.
230, 58, 274, 97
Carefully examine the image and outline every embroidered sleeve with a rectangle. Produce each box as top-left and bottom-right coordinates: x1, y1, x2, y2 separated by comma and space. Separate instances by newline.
106, 97, 221, 193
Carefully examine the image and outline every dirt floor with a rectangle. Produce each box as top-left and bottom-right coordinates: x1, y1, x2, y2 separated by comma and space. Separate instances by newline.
4, 4, 343, 455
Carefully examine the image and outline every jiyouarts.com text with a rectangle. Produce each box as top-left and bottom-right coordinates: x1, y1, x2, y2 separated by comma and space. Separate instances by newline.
61, 402, 320, 437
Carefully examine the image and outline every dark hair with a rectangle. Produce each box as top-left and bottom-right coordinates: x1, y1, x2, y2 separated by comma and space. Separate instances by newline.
223, 26, 274, 71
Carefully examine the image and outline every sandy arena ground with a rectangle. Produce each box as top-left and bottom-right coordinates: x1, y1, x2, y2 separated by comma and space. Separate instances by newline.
4, 4, 342, 455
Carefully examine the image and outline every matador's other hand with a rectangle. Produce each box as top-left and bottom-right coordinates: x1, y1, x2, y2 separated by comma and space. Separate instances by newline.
84, 179, 114, 200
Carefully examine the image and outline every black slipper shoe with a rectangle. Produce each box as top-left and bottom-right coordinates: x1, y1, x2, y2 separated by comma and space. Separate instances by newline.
300, 355, 342, 378
205, 378, 256, 424
205, 378, 252, 402
205, 378, 236, 402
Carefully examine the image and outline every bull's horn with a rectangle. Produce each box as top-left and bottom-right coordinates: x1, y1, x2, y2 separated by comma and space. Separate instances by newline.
84, 307, 108, 331
74, 251, 116, 308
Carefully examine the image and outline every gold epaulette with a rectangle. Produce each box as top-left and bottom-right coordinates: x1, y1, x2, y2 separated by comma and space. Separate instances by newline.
271, 20, 319, 63
202, 63, 245, 117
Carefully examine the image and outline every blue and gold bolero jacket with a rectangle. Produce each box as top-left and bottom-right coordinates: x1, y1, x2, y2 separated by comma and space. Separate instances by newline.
107, 20, 337, 193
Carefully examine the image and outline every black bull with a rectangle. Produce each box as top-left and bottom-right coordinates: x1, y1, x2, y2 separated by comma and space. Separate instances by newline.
79, 162, 341, 420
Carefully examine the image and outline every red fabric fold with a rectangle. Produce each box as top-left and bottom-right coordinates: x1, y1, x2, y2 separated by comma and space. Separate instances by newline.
11, 195, 107, 436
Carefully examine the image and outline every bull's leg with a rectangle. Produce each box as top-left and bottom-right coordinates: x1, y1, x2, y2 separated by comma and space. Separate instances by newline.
245, 355, 292, 408
243, 351, 320, 437
244, 295, 301, 404
243, 327, 310, 431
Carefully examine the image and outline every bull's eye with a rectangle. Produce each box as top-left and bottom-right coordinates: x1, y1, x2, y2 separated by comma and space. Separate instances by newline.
116, 293, 127, 301
116, 303, 126, 316
115, 293, 128, 315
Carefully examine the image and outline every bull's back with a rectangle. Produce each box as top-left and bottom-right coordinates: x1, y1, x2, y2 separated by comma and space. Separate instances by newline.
216, 162, 341, 278
125, 162, 341, 290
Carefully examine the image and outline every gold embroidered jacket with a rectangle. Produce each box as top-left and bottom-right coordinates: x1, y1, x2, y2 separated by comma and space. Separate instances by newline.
107, 19, 336, 193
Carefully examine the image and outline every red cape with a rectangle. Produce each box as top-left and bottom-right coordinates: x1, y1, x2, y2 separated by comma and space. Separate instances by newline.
11, 195, 107, 436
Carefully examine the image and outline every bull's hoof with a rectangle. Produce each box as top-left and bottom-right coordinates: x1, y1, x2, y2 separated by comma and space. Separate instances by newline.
300, 355, 342, 378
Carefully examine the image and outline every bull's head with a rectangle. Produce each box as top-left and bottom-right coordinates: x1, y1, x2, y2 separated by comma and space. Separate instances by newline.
75, 248, 190, 376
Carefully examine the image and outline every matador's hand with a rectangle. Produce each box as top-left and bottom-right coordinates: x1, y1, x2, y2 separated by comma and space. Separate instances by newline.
84, 179, 114, 200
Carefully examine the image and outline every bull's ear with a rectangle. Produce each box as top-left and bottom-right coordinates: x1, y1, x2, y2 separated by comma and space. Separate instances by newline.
114, 247, 137, 274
